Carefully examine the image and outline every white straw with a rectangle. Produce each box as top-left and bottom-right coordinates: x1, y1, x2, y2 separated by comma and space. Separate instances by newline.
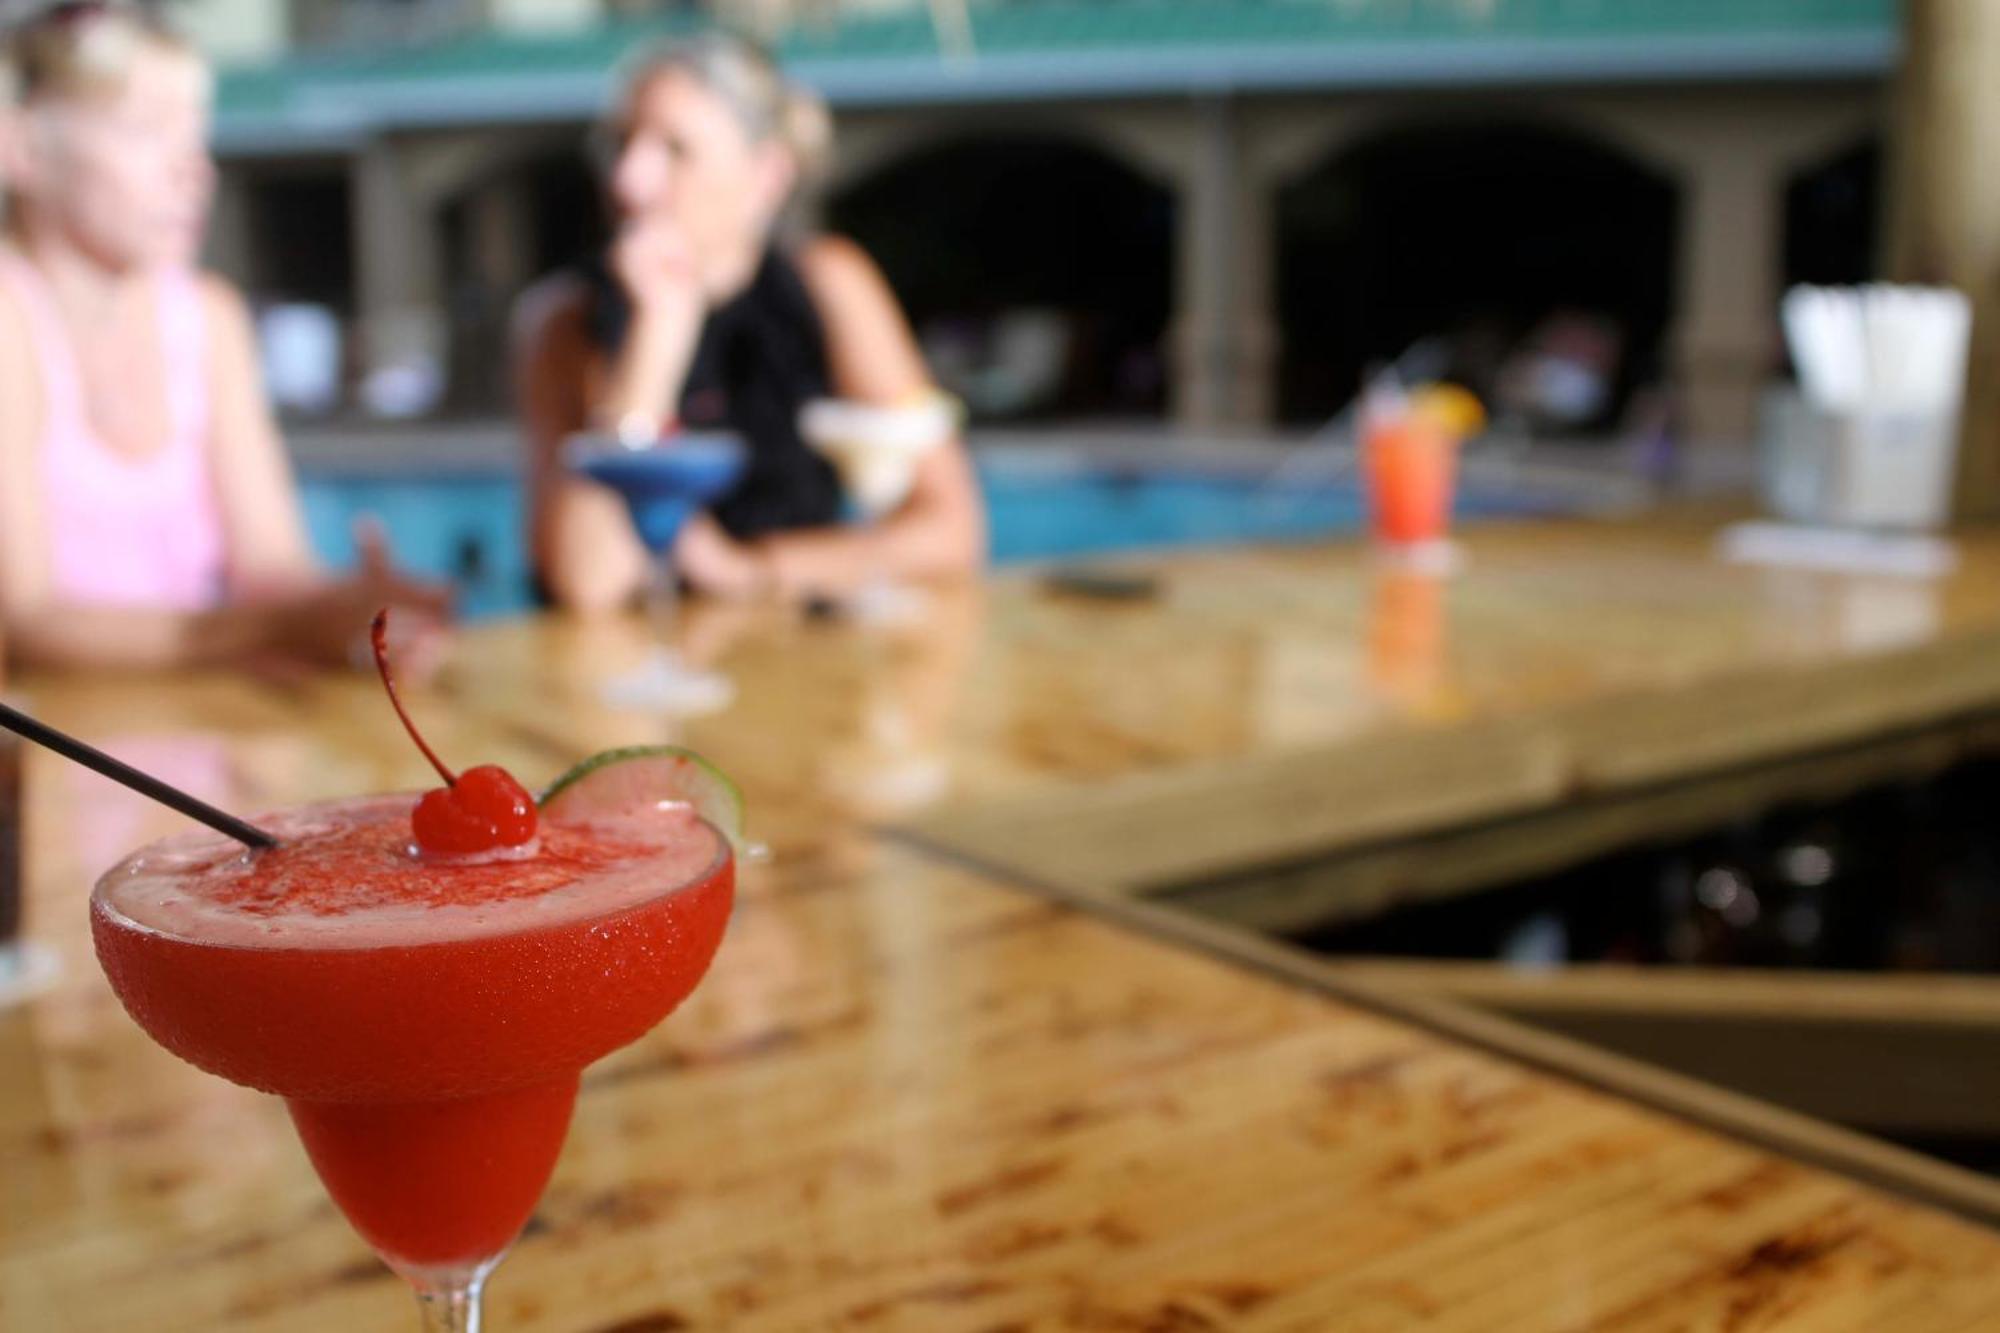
1782, 283, 1969, 415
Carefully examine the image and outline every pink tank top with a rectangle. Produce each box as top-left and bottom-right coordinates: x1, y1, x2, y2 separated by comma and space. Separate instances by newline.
0, 251, 226, 611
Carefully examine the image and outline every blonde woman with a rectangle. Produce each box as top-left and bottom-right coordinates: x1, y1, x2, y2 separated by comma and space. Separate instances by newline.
0, 2, 447, 670
516, 33, 985, 611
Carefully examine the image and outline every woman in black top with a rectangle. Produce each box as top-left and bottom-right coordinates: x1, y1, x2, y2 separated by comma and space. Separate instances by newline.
516, 33, 985, 611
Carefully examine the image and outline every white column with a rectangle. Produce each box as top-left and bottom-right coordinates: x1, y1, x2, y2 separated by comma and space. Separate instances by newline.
350, 136, 447, 384
1171, 97, 1277, 430
468, 174, 538, 297
1672, 139, 1783, 450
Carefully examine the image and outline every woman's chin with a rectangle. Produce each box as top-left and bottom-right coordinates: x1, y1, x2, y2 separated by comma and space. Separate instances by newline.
70, 235, 157, 277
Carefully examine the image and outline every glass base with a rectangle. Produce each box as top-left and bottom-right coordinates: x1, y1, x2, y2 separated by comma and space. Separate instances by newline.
1372, 538, 1464, 576
845, 580, 929, 627
827, 751, 950, 812
0, 941, 60, 1009
599, 650, 736, 716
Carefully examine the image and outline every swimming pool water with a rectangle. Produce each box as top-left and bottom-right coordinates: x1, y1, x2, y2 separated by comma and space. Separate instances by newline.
299, 455, 1557, 618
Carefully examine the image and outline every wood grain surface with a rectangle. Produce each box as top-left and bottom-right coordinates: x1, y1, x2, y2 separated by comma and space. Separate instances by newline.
10, 513, 2000, 1329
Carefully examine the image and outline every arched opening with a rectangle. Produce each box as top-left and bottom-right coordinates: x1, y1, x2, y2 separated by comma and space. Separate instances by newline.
522, 148, 613, 279
1784, 137, 1880, 288
216, 164, 354, 420
440, 147, 610, 412
238, 166, 354, 312
827, 135, 1175, 422
1277, 121, 1680, 434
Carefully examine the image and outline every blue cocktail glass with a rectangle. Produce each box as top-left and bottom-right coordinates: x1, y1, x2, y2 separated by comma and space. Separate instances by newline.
566, 433, 748, 713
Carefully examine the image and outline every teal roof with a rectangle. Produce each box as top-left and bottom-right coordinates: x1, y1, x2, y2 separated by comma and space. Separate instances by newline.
213, 0, 1897, 153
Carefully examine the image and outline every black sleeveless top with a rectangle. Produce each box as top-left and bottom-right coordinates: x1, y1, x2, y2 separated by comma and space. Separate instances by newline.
584, 246, 844, 540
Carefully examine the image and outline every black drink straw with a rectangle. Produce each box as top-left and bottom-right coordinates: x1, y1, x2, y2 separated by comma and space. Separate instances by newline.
0, 702, 279, 850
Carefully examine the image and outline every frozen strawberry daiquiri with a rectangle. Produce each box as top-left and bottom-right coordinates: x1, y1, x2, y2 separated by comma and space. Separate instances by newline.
93, 788, 730, 1256
90, 615, 741, 1330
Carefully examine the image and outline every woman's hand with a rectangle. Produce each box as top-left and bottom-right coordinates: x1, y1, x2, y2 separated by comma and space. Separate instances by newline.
601, 219, 708, 443
673, 514, 775, 601
261, 524, 454, 675
271, 576, 450, 673
611, 217, 705, 323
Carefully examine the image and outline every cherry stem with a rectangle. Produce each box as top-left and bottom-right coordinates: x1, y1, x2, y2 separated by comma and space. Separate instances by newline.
371, 609, 458, 787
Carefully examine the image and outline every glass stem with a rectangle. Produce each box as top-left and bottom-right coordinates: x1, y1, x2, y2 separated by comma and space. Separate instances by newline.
647, 549, 680, 653
415, 1272, 487, 1333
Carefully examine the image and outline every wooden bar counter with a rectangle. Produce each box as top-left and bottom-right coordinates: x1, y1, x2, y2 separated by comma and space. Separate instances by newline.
11, 511, 2000, 1328
443, 509, 2000, 925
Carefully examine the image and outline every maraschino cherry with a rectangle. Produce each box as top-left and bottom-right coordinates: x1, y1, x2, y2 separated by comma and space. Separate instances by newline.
370, 610, 537, 855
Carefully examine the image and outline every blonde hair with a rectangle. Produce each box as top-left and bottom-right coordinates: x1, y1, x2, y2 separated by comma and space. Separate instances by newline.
612, 32, 832, 193
1, 3, 207, 231
3, 2, 206, 108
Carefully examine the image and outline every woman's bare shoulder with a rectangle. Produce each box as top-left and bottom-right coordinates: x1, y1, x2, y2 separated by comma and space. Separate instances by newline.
193, 269, 252, 320
792, 233, 928, 400
793, 233, 893, 302
186, 274, 264, 404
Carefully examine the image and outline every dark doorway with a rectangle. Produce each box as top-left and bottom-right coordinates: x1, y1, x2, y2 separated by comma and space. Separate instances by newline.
1277, 120, 1680, 433
829, 136, 1175, 422
243, 170, 354, 312
1784, 137, 1881, 289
